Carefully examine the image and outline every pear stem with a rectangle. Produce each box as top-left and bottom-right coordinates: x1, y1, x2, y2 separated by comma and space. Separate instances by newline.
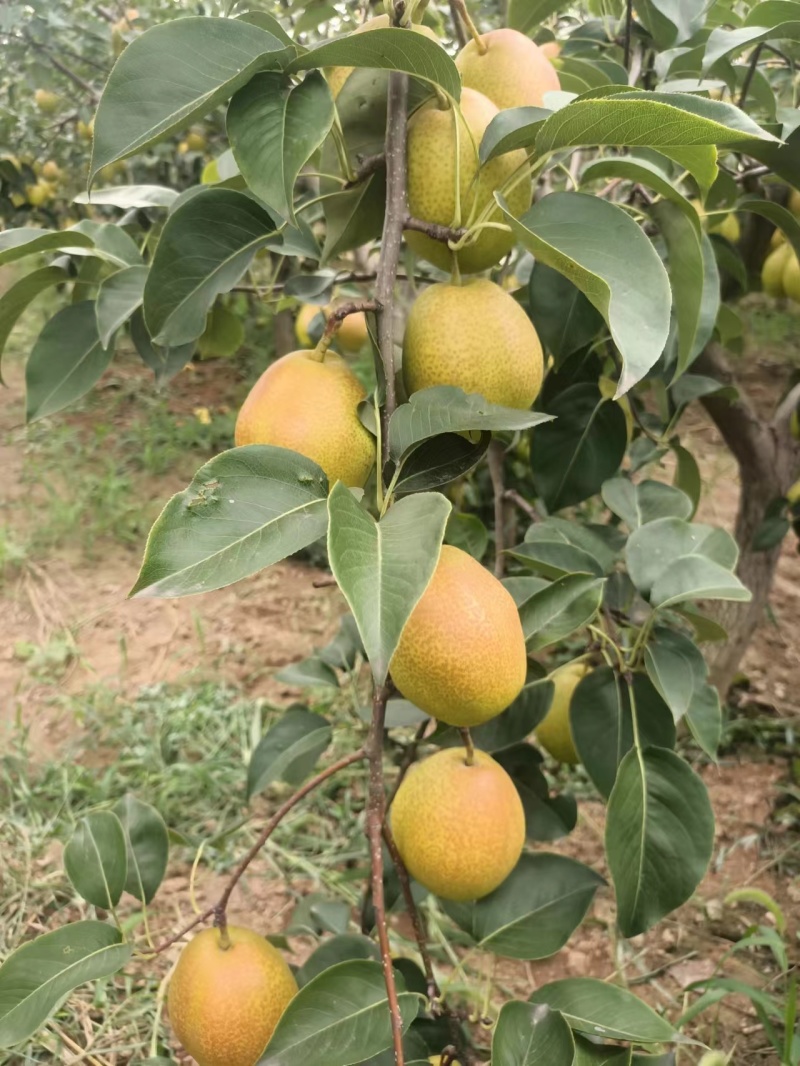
145, 747, 367, 956
459, 727, 476, 765
452, 0, 487, 53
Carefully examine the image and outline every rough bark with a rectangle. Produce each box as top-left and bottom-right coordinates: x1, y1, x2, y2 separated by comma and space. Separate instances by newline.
693, 342, 800, 695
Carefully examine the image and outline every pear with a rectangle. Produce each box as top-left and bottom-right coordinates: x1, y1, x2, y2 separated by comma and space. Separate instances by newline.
783, 251, 800, 303
762, 242, 792, 297
456, 28, 561, 110
406, 88, 531, 274
168, 926, 297, 1066
390, 545, 527, 726
534, 661, 589, 765
391, 747, 525, 901
403, 279, 543, 408
235, 350, 375, 488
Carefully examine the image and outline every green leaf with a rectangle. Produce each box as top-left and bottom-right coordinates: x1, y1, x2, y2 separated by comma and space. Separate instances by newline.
91, 17, 294, 179
625, 517, 738, 596
96, 265, 148, 348
288, 28, 460, 99
131, 446, 329, 598
445, 512, 489, 560
394, 432, 490, 495
492, 1002, 576, 1066
675, 605, 727, 643
0, 922, 133, 1048
143, 189, 278, 347
500, 193, 671, 395
653, 203, 720, 378
530, 383, 629, 510
228, 71, 334, 223
480, 106, 552, 164
671, 443, 702, 515
68, 220, 143, 268
444, 853, 604, 960
296, 936, 380, 988
388, 386, 551, 462
535, 91, 777, 154
644, 628, 707, 722
276, 657, 341, 689
130, 310, 195, 387
260, 960, 419, 1065
519, 574, 605, 651
607, 746, 714, 936
736, 196, 800, 262
581, 153, 699, 231
64, 812, 127, 909
529, 977, 679, 1043
527, 262, 603, 366
601, 478, 693, 530
574, 1035, 632, 1064
26, 302, 113, 423
494, 743, 577, 841
0, 265, 67, 383
326, 485, 450, 684
436, 678, 554, 753
506, 539, 604, 580
0, 227, 93, 266
651, 554, 751, 607
74, 185, 178, 209
113, 795, 169, 905
508, 0, 563, 34
703, 19, 800, 72
247, 707, 332, 800
571, 668, 676, 799
684, 681, 723, 760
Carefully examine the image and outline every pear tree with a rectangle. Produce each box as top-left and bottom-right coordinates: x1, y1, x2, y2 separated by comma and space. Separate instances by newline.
1, 0, 799, 1063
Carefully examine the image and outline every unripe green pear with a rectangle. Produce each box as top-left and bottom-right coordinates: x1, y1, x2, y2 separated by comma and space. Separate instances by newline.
535, 660, 589, 764
235, 350, 374, 487
403, 280, 543, 408
405, 88, 531, 275
389, 545, 527, 726
391, 747, 525, 901
167, 926, 297, 1066
456, 28, 561, 110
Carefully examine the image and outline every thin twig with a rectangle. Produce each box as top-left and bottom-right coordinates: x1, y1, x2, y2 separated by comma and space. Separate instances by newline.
386, 719, 429, 811
367, 685, 405, 1065
25, 34, 100, 101
504, 488, 538, 523
623, 0, 633, 70
383, 823, 439, 998
404, 214, 468, 245
487, 440, 506, 577
739, 42, 764, 108
148, 748, 367, 954
347, 152, 386, 187
448, 0, 468, 47
318, 299, 381, 353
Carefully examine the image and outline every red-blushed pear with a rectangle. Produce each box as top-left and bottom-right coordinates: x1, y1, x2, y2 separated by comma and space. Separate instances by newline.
405, 88, 531, 275
389, 545, 527, 726
235, 350, 375, 488
391, 747, 525, 901
456, 28, 561, 110
167, 925, 298, 1066
403, 279, 544, 408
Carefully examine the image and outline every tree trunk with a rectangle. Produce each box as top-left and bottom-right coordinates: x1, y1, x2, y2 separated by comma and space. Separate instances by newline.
693, 343, 800, 695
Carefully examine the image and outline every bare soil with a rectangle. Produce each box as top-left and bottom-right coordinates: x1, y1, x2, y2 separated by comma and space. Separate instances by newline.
1, 336, 798, 1063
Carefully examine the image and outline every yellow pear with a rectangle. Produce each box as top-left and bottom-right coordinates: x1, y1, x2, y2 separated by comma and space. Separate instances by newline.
25, 181, 52, 207
186, 129, 208, 152
403, 280, 543, 408
77, 118, 94, 140
788, 188, 800, 216
456, 28, 561, 110
327, 16, 441, 99
783, 252, 800, 302
168, 926, 297, 1066
540, 40, 561, 61
406, 88, 531, 274
711, 212, 740, 243
295, 303, 325, 347
34, 88, 61, 114
535, 661, 589, 764
430, 1057, 461, 1065
391, 747, 525, 901
334, 309, 369, 352
762, 242, 792, 296
770, 227, 786, 249
235, 349, 374, 488
390, 545, 527, 726
41, 160, 61, 181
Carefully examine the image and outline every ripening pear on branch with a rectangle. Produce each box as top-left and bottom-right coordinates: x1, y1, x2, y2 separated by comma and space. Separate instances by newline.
390, 545, 527, 726
783, 251, 800, 302
456, 28, 561, 110
762, 242, 792, 296
391, 747, 525, 901
534, 660, 589, 765
235, 349, 374, 488
167, 926, 298, 1066
403, 279, 543, 408
405, 88, 531, 274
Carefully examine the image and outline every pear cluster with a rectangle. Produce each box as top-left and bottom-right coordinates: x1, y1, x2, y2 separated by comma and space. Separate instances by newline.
761, 191, 800, 301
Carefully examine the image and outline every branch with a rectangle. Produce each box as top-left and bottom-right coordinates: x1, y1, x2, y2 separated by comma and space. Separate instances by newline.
404, 214, 468, 245
504, 488, 538, 523
738, 42, 764, 108
623, 0, 633, 70
448, 0, 468, 47
319, 299, 381, 353
374, 71, 409, 465
382, 824, 438, 999
25, 35, 100, 102
148, 748, 367, 954
346, 153, 386, 188
774, 381, 800, 427
366, 685, 405, 1065
487, 440, 506, 577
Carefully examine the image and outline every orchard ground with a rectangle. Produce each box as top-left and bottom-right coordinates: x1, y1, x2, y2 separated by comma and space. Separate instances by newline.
1, 289, 799, 1064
